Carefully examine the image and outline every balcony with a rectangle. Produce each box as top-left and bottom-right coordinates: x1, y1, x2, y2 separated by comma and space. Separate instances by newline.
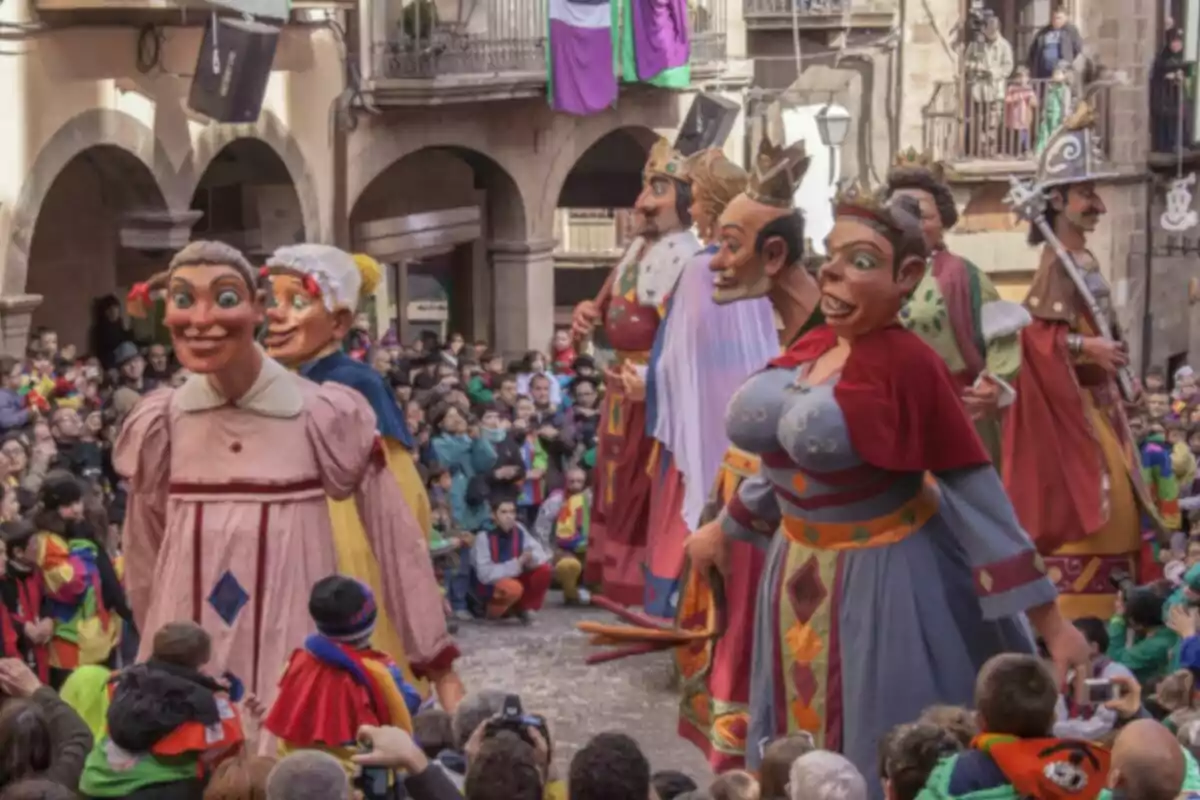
1149, 79, 1200, 169
553, 209, 636, 268
743, 0, 895, 31
369, 0, 729, 105
922, 77, 1112, 180
33, 0, 347, 23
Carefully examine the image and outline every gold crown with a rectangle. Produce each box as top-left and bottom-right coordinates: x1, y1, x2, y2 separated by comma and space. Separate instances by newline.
744, 135, 810, 208
889, 147, 946, 183
833, 180, 888, 214
644, 138, 687, 180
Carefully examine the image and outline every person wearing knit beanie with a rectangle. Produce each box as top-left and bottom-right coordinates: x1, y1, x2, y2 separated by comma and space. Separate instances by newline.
308, 575, 378, 645
265, 575, 424, 771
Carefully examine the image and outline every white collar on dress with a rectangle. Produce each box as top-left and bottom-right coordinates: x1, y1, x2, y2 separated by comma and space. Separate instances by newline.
174, 348, 304, 418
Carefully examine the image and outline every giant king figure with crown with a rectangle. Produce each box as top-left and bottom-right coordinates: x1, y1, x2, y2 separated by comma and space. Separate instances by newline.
1002, 102, 1166, 619
571, 133, 702, 608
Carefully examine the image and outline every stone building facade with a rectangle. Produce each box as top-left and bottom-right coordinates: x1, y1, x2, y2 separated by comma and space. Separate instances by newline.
0, 0, 748, 357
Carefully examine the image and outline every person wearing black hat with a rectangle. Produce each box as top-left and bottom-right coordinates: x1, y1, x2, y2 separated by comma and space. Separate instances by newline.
265, 576, 423, 774
31, 471, 127, 687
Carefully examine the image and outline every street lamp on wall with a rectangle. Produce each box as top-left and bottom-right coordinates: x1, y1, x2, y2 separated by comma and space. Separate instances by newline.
815, 102, 852, 148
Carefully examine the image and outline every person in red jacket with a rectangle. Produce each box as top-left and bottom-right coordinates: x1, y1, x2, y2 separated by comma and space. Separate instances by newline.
0, 519, 52, 682
265, 576, 423, 774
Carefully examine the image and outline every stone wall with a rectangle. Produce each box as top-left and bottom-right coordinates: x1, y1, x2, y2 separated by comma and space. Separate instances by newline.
1077, 0, 1158, 372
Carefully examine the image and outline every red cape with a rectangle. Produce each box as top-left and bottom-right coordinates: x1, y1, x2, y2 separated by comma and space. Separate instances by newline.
1001, 320, 1106, 553
264, 650, 388, 747
769, 324, 990, 472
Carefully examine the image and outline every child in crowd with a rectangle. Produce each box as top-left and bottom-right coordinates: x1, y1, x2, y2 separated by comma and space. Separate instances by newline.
79, 621, 246, 799
1142, 420, 1182, 579
918, 654, 1110, 800
760, 732, 816, 800
0, 519, 52, 682
1156, 669, 1198, 732
652, 771, 699, 800
265, 575, 422, 773
879, 722, 963, 800
413, 708, 454, 761
32, 471, 123, 686
708, 770, 759, 800
1003, 66, 1038, 155
469, 498, 552, 623
1169, 417, 1198, 495
550, 467, 591, 606
1037, 61, 1073, 152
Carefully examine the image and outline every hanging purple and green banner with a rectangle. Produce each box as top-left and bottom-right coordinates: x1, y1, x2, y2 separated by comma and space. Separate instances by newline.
547, 0, 619, 115
619, 0, 690, 88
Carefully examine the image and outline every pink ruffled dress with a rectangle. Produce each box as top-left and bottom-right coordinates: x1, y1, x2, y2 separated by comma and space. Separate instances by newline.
114, 356, 456, 707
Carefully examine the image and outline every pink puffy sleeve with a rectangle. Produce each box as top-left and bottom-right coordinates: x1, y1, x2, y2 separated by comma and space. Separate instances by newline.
305, 384, 459, 678
112, 388, 173, 631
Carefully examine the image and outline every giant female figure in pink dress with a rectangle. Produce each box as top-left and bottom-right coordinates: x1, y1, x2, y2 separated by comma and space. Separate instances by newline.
114, 241, 458, 708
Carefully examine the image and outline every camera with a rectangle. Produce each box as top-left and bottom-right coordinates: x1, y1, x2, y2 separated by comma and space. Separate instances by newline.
1109, 569, 1137, 597
1084, 678, 1121, 704
484, 694, 551, 754
353, 748, 396, 800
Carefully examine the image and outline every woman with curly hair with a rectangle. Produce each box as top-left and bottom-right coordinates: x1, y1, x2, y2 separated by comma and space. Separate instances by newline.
885, 150, 1030, 467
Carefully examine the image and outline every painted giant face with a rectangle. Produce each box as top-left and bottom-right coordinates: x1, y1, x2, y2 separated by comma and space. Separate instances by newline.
165, 264, 264, 374
1053, 181, 1106, 235
709, 194, 788, 305
633, 175, 683, 239
818, 215, 925, 341
264, 274, 350, 367
889, 187, 944, 252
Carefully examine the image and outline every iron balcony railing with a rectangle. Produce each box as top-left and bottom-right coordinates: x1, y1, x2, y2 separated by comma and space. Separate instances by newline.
377, 0, 727, 80
743, 0, 849, 14
923, 76, 1111, 164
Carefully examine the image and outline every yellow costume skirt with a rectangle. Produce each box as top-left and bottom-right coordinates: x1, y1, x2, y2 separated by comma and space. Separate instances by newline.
327, 438, 433, 695
1049, 394, 1140, 621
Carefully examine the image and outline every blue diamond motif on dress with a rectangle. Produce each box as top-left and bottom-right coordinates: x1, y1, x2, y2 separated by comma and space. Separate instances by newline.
208, 571, 249, 627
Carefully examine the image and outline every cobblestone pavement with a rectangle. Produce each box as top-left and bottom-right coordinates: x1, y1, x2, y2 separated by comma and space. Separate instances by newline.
452, 592, 714, 782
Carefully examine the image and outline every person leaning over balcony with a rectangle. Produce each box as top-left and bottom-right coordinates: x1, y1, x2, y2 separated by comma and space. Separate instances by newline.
965, 16, 1013, 156
1028, 4, 1083, 80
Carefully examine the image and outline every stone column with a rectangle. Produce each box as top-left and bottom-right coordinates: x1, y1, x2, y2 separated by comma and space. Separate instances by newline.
0, 293, 43, 357
1078, 0, 1156, 372
489, 239, 555, 358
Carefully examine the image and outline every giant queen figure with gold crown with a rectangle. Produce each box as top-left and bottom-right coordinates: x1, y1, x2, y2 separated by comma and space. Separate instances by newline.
262, 244, 463, 709
1002, 100, 1166, 620
571, 123, 702, 608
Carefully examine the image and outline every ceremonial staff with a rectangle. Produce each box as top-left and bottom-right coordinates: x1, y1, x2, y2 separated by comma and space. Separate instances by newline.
1003, 176, 1137, 402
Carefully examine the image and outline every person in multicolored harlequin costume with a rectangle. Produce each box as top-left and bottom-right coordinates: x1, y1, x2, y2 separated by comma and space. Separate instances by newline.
262, 244, 462, 710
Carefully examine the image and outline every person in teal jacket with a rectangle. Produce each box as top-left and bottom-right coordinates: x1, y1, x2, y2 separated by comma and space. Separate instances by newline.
917, 653, 1110, 800
1108, 587, 1179, 687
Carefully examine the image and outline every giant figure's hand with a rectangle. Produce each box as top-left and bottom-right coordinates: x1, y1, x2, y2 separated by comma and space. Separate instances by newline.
1030, 603, 1091, 684
1081, 337, 1128, 376
686, 521, 729, 581
620, 362, 646, 402
962, 377, 1001, 420
572, 300, 601, 342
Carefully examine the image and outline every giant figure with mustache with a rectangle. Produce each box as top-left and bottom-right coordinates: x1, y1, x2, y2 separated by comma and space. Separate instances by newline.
114, 241, 458, 719
1002, 103, 1162, 619
685, 172, 1087, 791
260, 244, 462, 711
571, 138, 700, 607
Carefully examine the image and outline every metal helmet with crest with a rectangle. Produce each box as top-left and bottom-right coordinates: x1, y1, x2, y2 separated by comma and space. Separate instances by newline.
1032, 73, 1125, 192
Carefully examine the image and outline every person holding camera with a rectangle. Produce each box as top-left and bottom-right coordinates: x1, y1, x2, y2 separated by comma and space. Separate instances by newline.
348, 725, 464, 800
1108, 586, 1179, 686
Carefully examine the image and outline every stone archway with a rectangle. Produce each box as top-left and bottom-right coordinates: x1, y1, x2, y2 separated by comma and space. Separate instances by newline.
24, 143, 172, 353
550, 125, 658, 318
4, 108, 176, 299
349, 144, 530, 350
188, 137, 307, 256
186, 110, 322, 244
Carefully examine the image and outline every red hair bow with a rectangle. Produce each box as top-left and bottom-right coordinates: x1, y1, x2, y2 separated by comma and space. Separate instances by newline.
259, 266, 271, 279
127, 283, 152, 304
302, 275, 322, 298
